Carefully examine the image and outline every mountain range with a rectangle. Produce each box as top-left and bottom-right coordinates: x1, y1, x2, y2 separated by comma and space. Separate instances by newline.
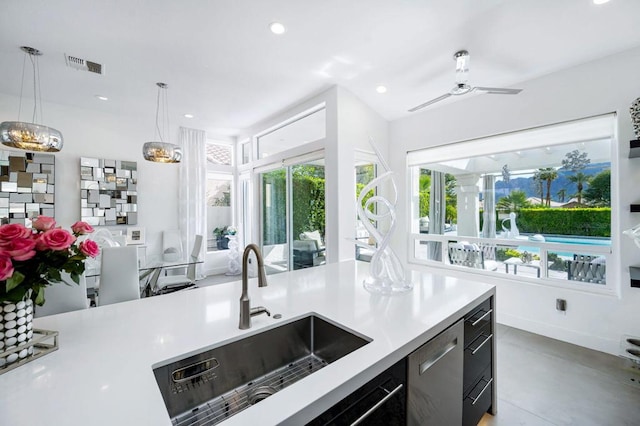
494, 162, 610, 202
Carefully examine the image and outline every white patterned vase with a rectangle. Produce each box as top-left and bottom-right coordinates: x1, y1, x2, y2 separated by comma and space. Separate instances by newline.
226, 235, 241, 276
631, 97, 640, 140
0, 298, 34, 369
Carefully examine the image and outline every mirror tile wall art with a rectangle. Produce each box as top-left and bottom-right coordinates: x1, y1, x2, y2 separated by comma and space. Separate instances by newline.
0, 150, 55, 225
80, 157, 137, 226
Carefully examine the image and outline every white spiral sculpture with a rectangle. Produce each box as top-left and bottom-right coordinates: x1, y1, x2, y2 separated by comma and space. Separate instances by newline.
355, 138, 412, 294
623, 223, 640, 250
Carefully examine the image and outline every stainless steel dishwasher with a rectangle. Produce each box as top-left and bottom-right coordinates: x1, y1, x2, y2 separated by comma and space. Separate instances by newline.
407, 319, 464, 425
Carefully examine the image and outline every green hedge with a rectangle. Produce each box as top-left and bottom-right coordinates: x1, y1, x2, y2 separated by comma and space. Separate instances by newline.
262, 171, 326, 245
480, 208, 611, 237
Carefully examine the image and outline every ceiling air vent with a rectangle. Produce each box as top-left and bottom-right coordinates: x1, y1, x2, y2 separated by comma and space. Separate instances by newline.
65, 54, 104, 75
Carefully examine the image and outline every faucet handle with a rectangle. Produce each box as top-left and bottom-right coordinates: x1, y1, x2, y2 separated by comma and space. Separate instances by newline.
250, 306, 271, 317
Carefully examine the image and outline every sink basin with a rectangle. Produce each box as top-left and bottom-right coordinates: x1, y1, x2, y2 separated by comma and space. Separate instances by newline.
153, 313, 371, 426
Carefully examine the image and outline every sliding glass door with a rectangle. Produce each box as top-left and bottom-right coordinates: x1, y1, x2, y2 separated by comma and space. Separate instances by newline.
261, 167, 289, 273
260, 160, 325, 274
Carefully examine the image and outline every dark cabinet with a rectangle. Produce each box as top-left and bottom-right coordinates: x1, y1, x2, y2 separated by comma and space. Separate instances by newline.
463, 297, 494, 426
308, 296, 494, 426
307, 358, 406, 426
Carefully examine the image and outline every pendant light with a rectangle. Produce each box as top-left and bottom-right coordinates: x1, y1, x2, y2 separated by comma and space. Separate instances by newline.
0, 46, 63, 152
142, 82, 182, 163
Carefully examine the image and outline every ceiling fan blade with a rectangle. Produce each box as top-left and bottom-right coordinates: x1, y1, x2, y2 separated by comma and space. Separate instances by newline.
474, 87, 522, 95
408, 93, 452, 112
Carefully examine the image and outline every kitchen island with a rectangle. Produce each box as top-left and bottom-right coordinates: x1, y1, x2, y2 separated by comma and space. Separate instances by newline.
0, 261, 495, 425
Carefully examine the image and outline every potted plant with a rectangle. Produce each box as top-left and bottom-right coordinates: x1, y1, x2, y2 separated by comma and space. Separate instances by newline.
213, 226, 229, 250
0, 216, 100, 305
0, 216, 100, 369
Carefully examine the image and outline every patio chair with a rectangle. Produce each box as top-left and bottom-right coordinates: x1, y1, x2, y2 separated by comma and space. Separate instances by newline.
448, 242, 498, 271
566, 255, 606, 284
293, 231, 326, 269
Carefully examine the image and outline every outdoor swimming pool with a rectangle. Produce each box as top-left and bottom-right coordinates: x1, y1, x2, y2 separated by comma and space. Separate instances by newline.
514, 235, 610, 259
542, 235, 611, 246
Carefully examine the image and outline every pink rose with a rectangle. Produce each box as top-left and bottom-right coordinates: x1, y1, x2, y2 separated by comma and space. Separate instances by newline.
0, 253, 14, 281
37, 229, 76, 251
0, 223, 32, 247
79, 240, 100, 258
4, 237, 37, 261
71, 221, 94, 235
32, 215, 57, 231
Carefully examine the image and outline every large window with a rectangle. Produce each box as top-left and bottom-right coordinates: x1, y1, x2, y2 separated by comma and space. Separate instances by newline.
206, 174, 233, 252
257, 106, 325, 159
408, 115, 614, 293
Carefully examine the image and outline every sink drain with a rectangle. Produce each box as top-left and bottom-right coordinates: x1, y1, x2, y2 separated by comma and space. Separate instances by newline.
247, 386, 277, 405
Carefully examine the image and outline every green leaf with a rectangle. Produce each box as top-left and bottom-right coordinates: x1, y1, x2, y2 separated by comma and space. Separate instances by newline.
6, 271, 25, 292
35, 286, 45, 306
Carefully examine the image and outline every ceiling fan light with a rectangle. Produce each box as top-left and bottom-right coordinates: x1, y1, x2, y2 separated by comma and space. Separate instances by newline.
0, 121, 63, 152
143, 141, 182, 163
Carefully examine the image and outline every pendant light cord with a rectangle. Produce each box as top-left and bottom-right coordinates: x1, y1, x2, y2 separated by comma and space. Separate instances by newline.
17, 52, 26, 121
154, 83, 171, 143
36, 53, 43, 124
155, 85, 163, 142
29, 52, 37, 123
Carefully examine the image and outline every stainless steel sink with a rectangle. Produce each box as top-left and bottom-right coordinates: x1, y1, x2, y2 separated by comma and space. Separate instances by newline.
153, 313, 371, 426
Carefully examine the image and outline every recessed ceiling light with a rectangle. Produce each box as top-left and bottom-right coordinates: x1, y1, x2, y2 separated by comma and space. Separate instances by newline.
95, 95, 108, 101
376, 85, 388, 94
269, 22, 286, 35
184, 114, 194, 119
593, 0, 610, 4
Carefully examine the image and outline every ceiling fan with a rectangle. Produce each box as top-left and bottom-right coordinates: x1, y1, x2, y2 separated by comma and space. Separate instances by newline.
408, 50, 522, 112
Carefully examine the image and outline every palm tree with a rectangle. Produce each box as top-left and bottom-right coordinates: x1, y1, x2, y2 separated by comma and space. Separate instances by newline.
538, 167, 558, 206
568, 172, 589, 205
556, 188, 567, 203
532, 171, 544, 205
497, 190, 531, 212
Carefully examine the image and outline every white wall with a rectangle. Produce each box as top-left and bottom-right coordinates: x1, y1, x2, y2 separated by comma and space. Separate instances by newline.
334, 86, 390, 260
389, 46, 640, 355
0, 93, 179, 257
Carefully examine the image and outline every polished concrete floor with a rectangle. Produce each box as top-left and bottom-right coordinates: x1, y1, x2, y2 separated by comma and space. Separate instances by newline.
480, 324, 640, 426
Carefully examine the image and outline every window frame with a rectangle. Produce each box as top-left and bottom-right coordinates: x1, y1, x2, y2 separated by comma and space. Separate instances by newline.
406, 114, 617, 296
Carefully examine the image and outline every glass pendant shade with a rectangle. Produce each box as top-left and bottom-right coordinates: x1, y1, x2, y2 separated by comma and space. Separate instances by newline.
2, 46, 63, 152
143, 82, 181, 163
0, 121, 63, 152
143, 141, 182, 163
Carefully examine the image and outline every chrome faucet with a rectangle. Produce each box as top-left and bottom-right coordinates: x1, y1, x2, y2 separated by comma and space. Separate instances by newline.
239, 243, 270, 329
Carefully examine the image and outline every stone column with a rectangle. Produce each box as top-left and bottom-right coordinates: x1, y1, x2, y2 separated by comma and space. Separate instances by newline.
455, 174, 481, 237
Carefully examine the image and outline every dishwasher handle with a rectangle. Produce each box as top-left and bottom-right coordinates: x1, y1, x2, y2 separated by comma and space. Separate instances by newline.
419, 337, 457, 375
350, 383, 404, 426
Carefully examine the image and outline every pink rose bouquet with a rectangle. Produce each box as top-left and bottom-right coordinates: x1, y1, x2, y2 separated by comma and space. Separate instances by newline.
0, 216, 100, 306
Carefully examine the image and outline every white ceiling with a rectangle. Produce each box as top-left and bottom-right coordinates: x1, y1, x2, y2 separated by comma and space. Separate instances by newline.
1, 0, 639, 138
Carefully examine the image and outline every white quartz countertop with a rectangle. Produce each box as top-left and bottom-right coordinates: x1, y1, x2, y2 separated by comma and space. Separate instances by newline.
0, 261, 494, 426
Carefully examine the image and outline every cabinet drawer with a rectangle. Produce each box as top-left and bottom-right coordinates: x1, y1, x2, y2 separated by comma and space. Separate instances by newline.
308, 359, 406, 426
463, 322, 492, 395
464, 298, 492, 344
463, 365, 493, 426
